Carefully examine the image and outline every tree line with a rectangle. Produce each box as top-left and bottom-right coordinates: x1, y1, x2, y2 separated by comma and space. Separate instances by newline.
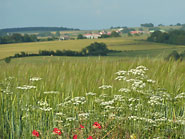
147, 30, 185, 45
4, 42, 120, 63
0, 27, 79, 33
0, 33, 38, 44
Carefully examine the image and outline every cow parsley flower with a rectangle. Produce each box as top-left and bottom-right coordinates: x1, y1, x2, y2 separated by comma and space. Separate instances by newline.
17, 85, 36, 90
99, 85, 112, 89
30, 77, 42, 81
44, 91, 59, 94
86, 92, 96, 96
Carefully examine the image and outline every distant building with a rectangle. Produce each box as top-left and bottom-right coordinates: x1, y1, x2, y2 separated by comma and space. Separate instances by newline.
59, 35, 70, 40
107, 32, 112, 35
99, 30, 107, 35
149, 30, 166, 33
118, 28, 124, 31
130, 31, 145, 34
83, 33, 101, 39
116, 29, 122, 33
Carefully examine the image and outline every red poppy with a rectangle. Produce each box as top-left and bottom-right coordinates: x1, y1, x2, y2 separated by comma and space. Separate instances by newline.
93, 122, 101, 129
73, 134, 78, 139
32, 130, 39, 137
53, 128, 62, 135
80, 125, 84, 129
87, 136, 93, 139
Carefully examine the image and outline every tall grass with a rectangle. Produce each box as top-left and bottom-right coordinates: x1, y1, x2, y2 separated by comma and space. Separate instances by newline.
0, 57, 185, 138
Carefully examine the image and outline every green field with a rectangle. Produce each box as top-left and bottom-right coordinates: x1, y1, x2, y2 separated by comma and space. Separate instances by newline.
0, 35, 185, 138
1, 36, 185, 60
0, 57, 185, 138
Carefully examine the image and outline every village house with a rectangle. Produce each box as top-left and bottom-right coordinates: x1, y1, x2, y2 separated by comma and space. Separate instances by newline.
83, 33, 101, 39
130, 31, 145, 35
99, 30, 107, 35
59, 35, 70, 40
107, 32, 112, 35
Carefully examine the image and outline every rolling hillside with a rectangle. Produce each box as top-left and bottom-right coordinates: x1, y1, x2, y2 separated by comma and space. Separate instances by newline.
0, 36, 185, 60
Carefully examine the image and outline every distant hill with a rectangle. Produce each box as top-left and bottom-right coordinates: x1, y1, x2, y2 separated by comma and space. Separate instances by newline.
0, 27, 80, 33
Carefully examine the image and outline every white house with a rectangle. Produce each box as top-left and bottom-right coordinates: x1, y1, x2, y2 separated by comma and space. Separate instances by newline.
83, 33, 101, 39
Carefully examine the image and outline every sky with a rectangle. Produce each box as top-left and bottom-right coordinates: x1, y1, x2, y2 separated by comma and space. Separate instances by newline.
0, 0, 185, 30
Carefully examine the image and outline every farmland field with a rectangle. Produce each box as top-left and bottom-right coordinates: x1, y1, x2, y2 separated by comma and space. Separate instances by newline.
0, 56, 185, 138
0, 35, 185, 138
1, 36, 185, 59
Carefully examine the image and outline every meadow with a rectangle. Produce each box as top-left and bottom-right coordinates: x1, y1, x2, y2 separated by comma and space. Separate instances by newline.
0, 57, 185, 138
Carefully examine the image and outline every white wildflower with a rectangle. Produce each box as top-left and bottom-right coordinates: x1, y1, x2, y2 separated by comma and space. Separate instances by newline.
136, 65, 148, 71
147, 79, 156, 84
44, 91, 59, 94
95, 98, 104, 103
99, 85, 112, 89
175, 92, 185, 99
148, 96, 163, 106
119, 88, 131, 93
66, 117, 76, 121
100, 100, 114, 106
114, 95, 124, 101
39, 107, 52, 112
56, 112, 64, 116
71, 97, 86, 105
115, 76, 127, 81
86, 92, 96, 96
30, 77, 42, 81
79, 113, 89, 119
38, 101, 49, 106
105, 105, 115, 109
115, 70, 127, 75
17, 85, 36, 90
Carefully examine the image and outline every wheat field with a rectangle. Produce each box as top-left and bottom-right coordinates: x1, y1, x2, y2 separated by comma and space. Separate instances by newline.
0, 57, 185, 138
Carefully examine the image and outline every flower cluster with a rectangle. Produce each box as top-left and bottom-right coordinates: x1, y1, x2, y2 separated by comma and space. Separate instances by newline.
32, 130, 39, 137
86, 92, 96, 96
99, 85, 112, 89
17, 85, 36, 90
53, 128, 62, 135
32, 124, 99, 138
30, 77, 42, 81
44, 91, 59, 94
93, 122, 102, 129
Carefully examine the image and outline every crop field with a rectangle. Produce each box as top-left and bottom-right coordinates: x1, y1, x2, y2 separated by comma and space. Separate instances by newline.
0, 57, 185, 138
0, 35, 185, 138
1, 36, 185, 59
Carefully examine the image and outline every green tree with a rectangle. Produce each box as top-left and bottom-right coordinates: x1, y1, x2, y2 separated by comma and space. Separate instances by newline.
176, 23, 181, 26
141, 23, 154, 27
11, 33, 24, 43
128, 32, 132, 37
100, 34, 110, 38
23, 34, 32, 42
83, 42, 109, 56
55, 31, 60, 37
77, 34, 85, 39
4, 57, 11, 63
121, 27, 135, 33
166, 50, 181, 61
110, 31, 120, 37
